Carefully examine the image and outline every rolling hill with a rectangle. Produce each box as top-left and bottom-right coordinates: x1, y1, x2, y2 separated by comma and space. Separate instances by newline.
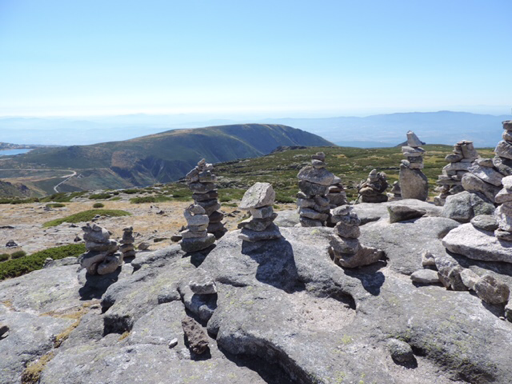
2, 124, 333, 193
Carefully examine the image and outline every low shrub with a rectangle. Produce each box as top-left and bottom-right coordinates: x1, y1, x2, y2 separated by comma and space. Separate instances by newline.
43, 209, 131, 228
0, 244, 86, 280
46, 203, 66, 208
129, 196, 172, 204
93, 203, 104, 208
88, 193, 112, 200
11, 250, 27, 259
0, 253, 9, 262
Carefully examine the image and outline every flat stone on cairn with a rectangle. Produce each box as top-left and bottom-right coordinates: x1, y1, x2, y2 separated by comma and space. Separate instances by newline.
186, 159, 226, 239
329, 205, 384, 268
180, 204, 215, 253
238, 182, 282, 242
399, 131, 428, 201
297, 152, 334, 227
327, 176, 348, 208
78, 223, 122, 275
120, 226, 136, 259
356, 169, 388, 203
434, 141, 478, 206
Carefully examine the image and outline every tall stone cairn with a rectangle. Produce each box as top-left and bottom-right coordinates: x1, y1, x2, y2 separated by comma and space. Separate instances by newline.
329, 205, 384, 268
297, 152, 335, 227
78, 223, 122, 275
495, 176, 512, 242
180, 204, 216, 253
186, 159, 226, 239
434, 141, 478, 206
238, 182, 282, 242
356, 169, 388, 203
399, 131, 428, 200
327, 176, 348, 208
120, 226, 136, 259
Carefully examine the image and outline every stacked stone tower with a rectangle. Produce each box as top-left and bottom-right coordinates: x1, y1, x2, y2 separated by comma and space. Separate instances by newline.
180, 204, 216, 253
238, 182, 281, 242
495, 176, 512, 242
434, 141, 478, 205
329, 205, 384, 268
399, 131, 428, 201
120, 226, 136, 259
297, 152, 334, 227
357, 169, 388, 203
327, 176, 348, 208
388, 181, 402, 201
494, 120, 512, 177
79, 223, 122, 275
186, 159, 226, 239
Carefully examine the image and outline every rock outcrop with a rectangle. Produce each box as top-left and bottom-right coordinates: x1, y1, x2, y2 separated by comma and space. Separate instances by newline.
434, 141, 477, 206
186, 159, 227, 239
399, 131, 428, 200
78, 224, 122, 275
297, 152, 334, 227
356, 169, 388, 203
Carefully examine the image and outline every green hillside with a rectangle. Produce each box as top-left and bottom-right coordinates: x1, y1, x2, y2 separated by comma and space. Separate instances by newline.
5, 124, 333, 192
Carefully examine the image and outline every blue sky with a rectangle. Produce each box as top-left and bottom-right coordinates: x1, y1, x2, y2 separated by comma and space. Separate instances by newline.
0, 0, 511, 117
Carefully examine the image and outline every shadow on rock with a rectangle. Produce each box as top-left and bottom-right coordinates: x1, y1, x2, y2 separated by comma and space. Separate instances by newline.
78, 267, 123, 300
241, 238, 305, 293
184, 244, 217, 267
343, 261, 386, 296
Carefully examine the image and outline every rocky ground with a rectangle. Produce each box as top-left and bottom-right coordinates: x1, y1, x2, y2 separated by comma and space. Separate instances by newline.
1, 199, 512, 383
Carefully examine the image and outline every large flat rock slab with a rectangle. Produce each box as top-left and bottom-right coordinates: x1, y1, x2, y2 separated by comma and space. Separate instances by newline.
442, 223, 512, 263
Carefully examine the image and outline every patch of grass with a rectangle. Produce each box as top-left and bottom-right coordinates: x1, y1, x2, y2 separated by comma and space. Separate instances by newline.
92, 202, 104, 208
0, 253, 9, 262
45, 203, 66, 208
218, 188, 245, 202
21, 351, 55, 384
43, 209, 131, 228
129, 195, 173, 204
11, 250, 27, 259
88, 192, 112, 200
39, 191, 87, 203
0, 244, 86, 281
122, 188, 140, 194
110, 196, 121, 201
0, 197, 39, 205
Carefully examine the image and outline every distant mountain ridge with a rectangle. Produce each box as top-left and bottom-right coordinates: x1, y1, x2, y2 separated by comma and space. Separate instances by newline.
4, 124, 333, 192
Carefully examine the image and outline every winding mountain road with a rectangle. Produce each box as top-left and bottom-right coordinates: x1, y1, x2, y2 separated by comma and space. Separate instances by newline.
54, 170, 77, 193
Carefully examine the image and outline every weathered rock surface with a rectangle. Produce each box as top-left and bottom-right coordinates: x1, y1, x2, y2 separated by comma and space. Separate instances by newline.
387, 205, 426, 223
442, 191, 495, 223
399, 165, 429, 200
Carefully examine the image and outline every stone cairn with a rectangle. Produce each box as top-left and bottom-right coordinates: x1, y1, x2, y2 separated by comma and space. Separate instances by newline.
495, 175, 512, 242
180, 204, 216, 253
186, 159, 226, 239
356, 169, 388, 203
399, 131, 428, 201
388, 181, 402, 201
238, 182, 282, 242
79, 223, 122, 275
434, 141, 478, 206
120, 226, 136, 259
329, 205, 384, 268
297, 152, 335, 227
327, 176, 348, 208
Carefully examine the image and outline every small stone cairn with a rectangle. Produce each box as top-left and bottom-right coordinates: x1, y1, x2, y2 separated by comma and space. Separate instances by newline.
329, 205, 384, 268
399, 131, 428, 201
494, 120, 512, 177
186, 159, 226, 239
79, 223, 122, 275
356, 169, 388, 203
297, 152, 335, 227
120, 226, 136, 259
180, 204, 216, 253
327, 176, 348, 208
387, 181, 402, 201
495, 175, 512, 242
238, 182, 282, 242
434, 141, 478, 206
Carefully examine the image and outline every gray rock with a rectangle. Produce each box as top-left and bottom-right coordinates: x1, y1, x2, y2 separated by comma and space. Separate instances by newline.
493, 155, 512, 176
474, 274, 510, 305
435, 256, 466, 291
495, 140, 512, 160
495, 203, 512, 232
298, 180, 329, 196
410, 269, 440, 284
442, 223, 512, 263
238, 223, 282, 242
298, 207, 328, 221
461, 172, 501, 203
387, 338, 416, 365
387, 205, 426, 223
496, 188, 512, 204
406, 130, 423, 147
468, 163, 504, 186
249, 205, 274, 219
442, 191, 495, 223
237, 216, 276, 231
460, 269, 480, 290
496, 229, 512, 242
399, 164, 428, 201
297, 166, 335, 186
274, 209, 300, 227
329, 236, 361, 255
334, 222, 361, 238
239, 182, 275, 209
180, 234, 215, 253
470, 215, 498, 231
335, 245, 384, 268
